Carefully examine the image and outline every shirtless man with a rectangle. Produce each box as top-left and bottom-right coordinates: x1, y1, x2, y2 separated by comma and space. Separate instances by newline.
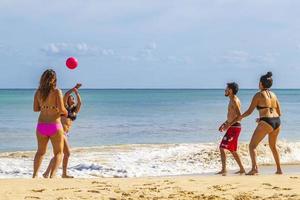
217, 82, 245, 176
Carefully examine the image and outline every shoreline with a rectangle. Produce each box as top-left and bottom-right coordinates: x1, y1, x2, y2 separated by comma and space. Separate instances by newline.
1, 174, 300, 199
1, 164, 299, 179
1, 142, 300, 178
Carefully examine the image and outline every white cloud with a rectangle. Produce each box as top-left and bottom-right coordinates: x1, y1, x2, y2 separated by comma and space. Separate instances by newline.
118, 55, 139, 62
163, 56, 192, 65
41, 43, 114, 57
221, 50, 250, 63
251, 53, 276, 64
136, 42, 158, 61
219, 50, 276, 65
145, 42, 157, 50
41, 42, 192, 65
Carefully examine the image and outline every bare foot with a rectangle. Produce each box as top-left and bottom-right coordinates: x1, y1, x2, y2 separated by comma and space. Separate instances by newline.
275, 170, 283, 175
234, 169, 246, 175
43, 173, 49, 178
62, 174, 74, 178
246, 169, 258, 176
216, 170, 227, 176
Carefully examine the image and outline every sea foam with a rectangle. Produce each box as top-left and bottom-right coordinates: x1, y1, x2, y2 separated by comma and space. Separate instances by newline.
0, 141, 300, 178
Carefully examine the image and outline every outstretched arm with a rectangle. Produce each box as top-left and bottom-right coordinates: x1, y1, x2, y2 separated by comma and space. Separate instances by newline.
63, 83, 82, 105
241, 94, 259, 119
63, 88, 74, 106
74, 88, 82, 113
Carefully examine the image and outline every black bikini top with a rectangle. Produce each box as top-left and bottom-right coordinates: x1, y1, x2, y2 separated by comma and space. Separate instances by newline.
256, 105, 272, 110
256, 90, 274, 113
67, 106, 77, 121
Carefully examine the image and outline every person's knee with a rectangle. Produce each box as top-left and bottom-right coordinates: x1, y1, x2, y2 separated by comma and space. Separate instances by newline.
219, 147, 225, 152
36, 149, 46, 157
269, 143, 277, 151
64, 151, 71, 158
53, 151, 63, 159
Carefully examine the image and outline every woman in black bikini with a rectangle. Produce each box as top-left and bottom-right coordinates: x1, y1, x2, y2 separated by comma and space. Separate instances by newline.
43, 83, 82, 178
227, 72, 282, 175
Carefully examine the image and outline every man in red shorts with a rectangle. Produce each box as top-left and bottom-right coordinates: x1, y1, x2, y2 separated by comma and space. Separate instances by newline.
217, 82, 245, 176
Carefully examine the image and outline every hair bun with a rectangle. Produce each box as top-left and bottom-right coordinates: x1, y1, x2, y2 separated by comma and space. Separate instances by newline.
266, 71, 273, 78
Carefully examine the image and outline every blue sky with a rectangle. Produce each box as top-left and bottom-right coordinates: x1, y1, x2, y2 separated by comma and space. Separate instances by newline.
0, 0, 300, 88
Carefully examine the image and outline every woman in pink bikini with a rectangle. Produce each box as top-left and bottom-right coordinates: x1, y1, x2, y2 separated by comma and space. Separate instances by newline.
33, 69, 67, 178
43, 83, 82, 178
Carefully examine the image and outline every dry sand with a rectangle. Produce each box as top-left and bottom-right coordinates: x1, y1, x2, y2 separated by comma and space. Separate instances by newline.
1, 174, 300, 200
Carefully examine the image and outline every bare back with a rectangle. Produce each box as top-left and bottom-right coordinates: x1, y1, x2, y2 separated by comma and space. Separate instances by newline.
34, 89, 66, 123
257, 90, 280, 118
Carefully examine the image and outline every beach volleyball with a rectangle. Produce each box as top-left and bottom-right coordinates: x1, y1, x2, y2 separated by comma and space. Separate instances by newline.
66, 57, 78, 69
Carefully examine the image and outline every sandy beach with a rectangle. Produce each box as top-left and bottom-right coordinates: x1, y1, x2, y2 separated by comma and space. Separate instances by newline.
1, 174, 300, 200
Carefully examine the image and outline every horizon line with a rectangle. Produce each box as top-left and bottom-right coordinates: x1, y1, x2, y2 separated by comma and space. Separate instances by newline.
0, 88, 299, 90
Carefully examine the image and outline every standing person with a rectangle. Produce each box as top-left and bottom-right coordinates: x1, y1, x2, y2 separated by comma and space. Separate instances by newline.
217, 82, 245, 176
229, 72, 282, 175
43, 83, 82, 178
33, 69, 67, 178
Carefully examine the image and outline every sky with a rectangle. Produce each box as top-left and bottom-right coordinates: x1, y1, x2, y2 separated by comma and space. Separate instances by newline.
0, 0, 300, 88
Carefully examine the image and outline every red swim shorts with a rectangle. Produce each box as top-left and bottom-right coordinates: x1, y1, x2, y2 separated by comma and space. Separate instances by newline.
220, 125, 241, 152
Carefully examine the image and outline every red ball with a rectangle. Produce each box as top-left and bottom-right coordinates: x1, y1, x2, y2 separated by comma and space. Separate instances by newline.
66, 57, 78, 69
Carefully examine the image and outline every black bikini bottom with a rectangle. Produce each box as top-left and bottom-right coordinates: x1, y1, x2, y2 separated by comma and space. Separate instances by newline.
260, 117, 281, 130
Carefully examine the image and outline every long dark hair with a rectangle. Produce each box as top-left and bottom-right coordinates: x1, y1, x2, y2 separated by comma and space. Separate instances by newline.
38, 69, 57, 101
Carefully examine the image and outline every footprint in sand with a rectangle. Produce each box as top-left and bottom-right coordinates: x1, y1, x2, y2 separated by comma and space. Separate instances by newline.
209, 184, 235, 192
98, 188, 110, 191
91, 181, 107, 185
282, 188, 292, 190
272, 186, 282, 191
87, 190, 101, 193
54, 188, 75, 191
143, 183, 155, 186
25, 196, 40, 199
290, 176, 299, 179
195, 194, 222, 200
114, 189, 122, 194
128, 189, 138, 194
31, 189, 46, 193
168, 194, 176, 198
270, 194, 298, 199
235, 193, 260, 200
262, 183, 272, 187
56, 197, 70, 200
121, 192, 131, 197
163, 180, 175, 185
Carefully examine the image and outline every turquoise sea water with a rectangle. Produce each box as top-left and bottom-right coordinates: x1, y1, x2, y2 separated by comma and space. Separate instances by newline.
0, 89, 299, 152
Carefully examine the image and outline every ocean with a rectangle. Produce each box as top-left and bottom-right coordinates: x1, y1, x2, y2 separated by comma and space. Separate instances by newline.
0, 89, 300, 178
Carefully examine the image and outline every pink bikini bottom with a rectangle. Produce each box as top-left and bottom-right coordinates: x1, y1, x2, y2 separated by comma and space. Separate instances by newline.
37, 123, 63, 137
